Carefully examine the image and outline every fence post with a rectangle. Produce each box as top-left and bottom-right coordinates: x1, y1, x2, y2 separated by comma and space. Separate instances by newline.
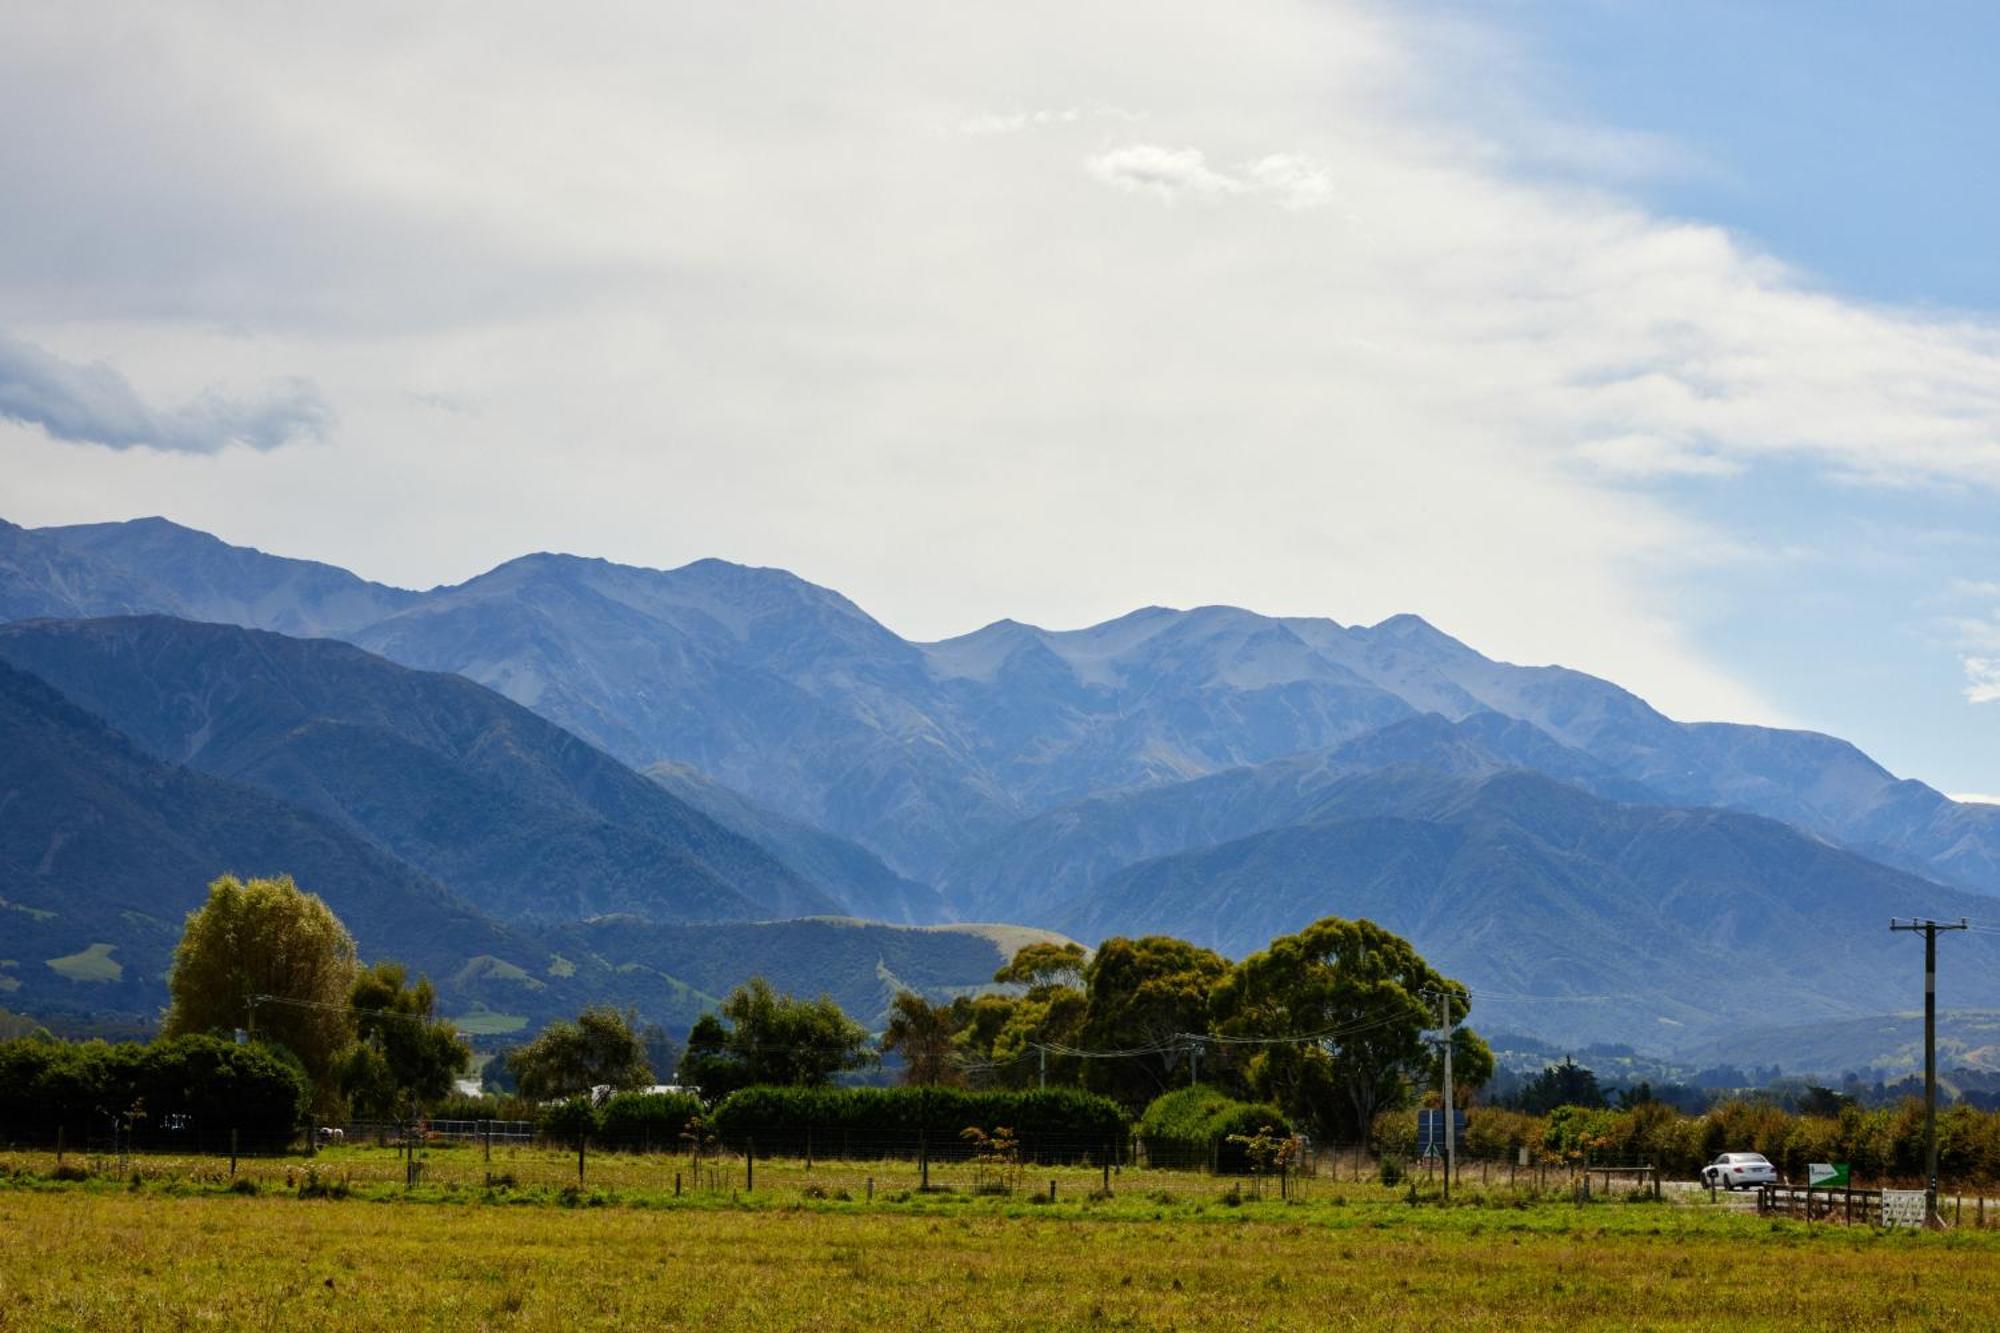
230, 1128, 239, 1178
866, 1176, 874, 1203
806, 1128, 813, 1171
746, 1138, 755, 1192
483, 1119, 491, 1163
1103, 1151, 1111, 1198
309, 1116, 318, 1158
56, 1125, 64, 1167
1049, 1178, 1056, 1203
578, 1134, 586, 1186
920, 1135, 929, 1191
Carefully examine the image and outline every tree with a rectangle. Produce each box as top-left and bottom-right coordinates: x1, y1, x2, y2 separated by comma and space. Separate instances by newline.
678, 1013, 746, 1100
1075, 936, 1227, 1108
337, 962, 471, 1119
677, 978, 872, 1093
162, 874, 358, 1109
880, 991, 963, 1086
1517, 1057, 1605, 1114
507, 1006, 653, 1101
950, 983, 1088, 1091
1210, 916, 1474, 1139
994, 942, 1086, 993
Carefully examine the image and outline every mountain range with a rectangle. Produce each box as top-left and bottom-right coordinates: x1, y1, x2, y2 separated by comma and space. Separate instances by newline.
6, 514, 1998, 1059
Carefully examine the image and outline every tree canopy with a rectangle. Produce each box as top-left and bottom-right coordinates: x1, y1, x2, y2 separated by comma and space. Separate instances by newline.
994, 941, 1086, 993
677, 977, 872, 1096
1210, 915, 1470, 1138
507, 1006, 653, 1101
161, 874, 358, 1108
1075, 935, 1227, 1107
338, 962, 470, 1119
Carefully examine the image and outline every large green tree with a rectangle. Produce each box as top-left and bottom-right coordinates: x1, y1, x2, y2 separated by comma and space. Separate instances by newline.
1210, 916, 1481, 1139
507, 1006, 653, 1101
1076, 935, 1228, 1108
950, 944, 1089, 1089
677, 978, 872, 1095
162, 874, 358, 1108
338, 962, 471, 1119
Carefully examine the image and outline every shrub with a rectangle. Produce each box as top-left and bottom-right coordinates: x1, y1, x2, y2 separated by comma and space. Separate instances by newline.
0, 1034, 308, 1151
598, 1091, 705, 1151
543, 1096, 600, 1146
1138, 1086, 1291, 1173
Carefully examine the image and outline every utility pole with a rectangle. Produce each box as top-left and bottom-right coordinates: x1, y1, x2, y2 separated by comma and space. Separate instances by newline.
1038, 1044, 1046, 1091
1890, 917, 1967, 1227
1438, 991, 1456, 1204
1189, 1037, 1200, 1087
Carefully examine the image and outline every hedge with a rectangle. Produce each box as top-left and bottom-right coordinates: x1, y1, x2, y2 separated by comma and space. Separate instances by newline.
708, 1086, 1126, 1161
1137, 1085, 1292, 1173
598, 1091, 706, 1150
0, 1035, 310, 1150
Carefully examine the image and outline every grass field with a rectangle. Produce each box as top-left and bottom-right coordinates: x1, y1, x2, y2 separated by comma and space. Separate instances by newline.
3, 1153, 2000, 1329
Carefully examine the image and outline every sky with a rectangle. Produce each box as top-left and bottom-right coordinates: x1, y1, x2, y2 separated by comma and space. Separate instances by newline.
2, 1, 1998, 797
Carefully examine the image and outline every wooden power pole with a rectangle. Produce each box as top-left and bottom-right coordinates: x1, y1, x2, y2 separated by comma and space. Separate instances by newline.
1890, 917, 1967, 1227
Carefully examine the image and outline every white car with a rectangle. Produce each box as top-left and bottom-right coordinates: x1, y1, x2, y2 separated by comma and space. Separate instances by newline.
1701, 1152, 1778, 1190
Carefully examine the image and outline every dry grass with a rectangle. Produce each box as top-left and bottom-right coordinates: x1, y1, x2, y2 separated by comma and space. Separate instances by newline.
2, 1166, 2000, 1329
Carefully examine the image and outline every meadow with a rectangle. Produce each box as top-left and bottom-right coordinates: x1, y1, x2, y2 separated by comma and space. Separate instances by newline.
3, 1149, 2000, 1329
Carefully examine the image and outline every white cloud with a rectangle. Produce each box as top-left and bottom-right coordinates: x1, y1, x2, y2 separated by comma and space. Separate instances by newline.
1951, 792, 2000, 805
1966, 658, 2000, 705
1085, 144, 1243, 200
1083, 145, 1336, 209
1243, 154, 1335, 209
1572, 434, 1744, 479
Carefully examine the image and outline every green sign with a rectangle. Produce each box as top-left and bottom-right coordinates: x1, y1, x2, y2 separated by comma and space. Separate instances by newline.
1807, 1162, 1850, 1188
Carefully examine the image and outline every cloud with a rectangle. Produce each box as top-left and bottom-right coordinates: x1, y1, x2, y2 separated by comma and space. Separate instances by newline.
1951, 793, 2000, 805
0, 332, 329, 453
1085, 144, 1244, 200
1966, 658, 2000, 705
1085, 144, 1336, 208
1572, 434, 1744, 479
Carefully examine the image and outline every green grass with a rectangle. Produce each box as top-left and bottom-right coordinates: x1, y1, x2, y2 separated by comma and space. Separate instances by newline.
2, 1163, 2000, 1330
546, 954, 577, 978
451, 955, 543, 990
43, 942, 122, 982
452, 1008, 530, 1036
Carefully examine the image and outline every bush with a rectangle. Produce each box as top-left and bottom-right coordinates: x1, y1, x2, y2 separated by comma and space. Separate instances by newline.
708, 1086, 1125, 1161
598, 1091, 705, 1151
543, 1096, 600, 1146
0, 1034, 308, 1150
1138, 1086, 1291, 1173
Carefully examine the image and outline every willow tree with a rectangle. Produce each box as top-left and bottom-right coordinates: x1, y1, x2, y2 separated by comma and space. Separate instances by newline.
163, 874, 359, 1108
